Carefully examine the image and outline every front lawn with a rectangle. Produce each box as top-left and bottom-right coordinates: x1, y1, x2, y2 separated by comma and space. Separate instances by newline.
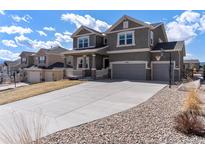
0, 80, 83, 105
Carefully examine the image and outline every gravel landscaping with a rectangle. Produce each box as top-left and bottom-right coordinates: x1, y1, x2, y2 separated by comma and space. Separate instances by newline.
41, 85, 205, 144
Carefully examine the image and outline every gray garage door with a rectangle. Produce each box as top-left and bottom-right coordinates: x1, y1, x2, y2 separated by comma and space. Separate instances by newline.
28, 71, 41, 83
112, 63, 146, 80
152, 63, 174, 81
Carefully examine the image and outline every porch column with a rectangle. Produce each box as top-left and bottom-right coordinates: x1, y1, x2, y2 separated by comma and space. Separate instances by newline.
91, 54, 96, 79
82, 55, 87, 77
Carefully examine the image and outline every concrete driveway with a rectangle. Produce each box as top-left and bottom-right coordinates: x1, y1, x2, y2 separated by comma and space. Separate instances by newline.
0, 80, 166, 142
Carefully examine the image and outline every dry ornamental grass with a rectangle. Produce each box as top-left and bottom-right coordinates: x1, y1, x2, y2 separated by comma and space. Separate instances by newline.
182, 90, 203, 115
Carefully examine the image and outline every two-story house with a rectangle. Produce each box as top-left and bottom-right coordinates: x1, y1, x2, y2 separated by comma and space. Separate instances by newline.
19, 51, 36, 68
63, 15, 186, 82
24, 46, 67, 83
184, 59, 200, 71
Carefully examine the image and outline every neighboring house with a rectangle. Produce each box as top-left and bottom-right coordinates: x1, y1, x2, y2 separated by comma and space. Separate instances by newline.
63, 15, 186, 82
184, 59, 200, 71
33, 46, 66, 68
19, 51, 36, 68
3, 59, 21, 83
25, 46, 66, 83
4, 59, 21, 76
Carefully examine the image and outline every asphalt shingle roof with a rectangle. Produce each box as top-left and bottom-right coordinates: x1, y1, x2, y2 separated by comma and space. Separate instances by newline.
153, 41, 184, 51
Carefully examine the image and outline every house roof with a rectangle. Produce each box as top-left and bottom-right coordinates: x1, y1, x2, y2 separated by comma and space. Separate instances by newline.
38, 46, 68, 54
47, 62, 64, 69
150, 22, 162, 28
19, 51, 36, 57
152, 41, 184, 51
71, 25, 103, 38
106, 15, 152, 33
4, 59, 21, 67
63, 46, 108, 55
184, 59, 200, 64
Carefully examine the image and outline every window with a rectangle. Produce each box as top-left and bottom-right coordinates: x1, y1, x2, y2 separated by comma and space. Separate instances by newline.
39, 56, 46, 64
150, 31, 154, 46
66, 56, 73, 67
117, 31, 134, 46
123, 21, 129, 29
78, 36, 89, 49
77, 57, 89, 69
104, 38, 107, 45
22, 58, 26, 63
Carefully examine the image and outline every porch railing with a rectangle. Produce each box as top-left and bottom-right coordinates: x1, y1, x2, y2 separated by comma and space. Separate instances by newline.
65, 69, 83, 78
96, 69, 108, 78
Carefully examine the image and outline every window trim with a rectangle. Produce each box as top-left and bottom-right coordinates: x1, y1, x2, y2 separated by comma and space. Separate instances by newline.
77, 36, 90, 49
22, 57, 27, 63
39, 56, 46, 64
123, 21, 129, 29
117, 31, 135, 47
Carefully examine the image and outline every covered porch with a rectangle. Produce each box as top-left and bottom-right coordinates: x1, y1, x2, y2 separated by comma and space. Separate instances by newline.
63, 46, 109, 79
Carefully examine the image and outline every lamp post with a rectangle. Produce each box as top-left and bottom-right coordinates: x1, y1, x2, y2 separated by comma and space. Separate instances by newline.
169, 52, 172, 88
13, 72, 16, 88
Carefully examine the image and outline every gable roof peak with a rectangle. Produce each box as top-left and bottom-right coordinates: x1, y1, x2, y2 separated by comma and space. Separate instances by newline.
71, 25, 103, 38
106, 15, 152, 33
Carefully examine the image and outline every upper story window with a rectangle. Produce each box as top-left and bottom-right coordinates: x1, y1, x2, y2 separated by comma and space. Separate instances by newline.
78, 36, 89, 49
123, 21, 129, 29
117, 31, 135, 47
22, 58, 27, 63
150, 31, 154, 46
39, 56, 46, 64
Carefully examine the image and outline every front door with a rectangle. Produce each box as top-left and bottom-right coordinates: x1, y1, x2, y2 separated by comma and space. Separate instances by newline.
104, 58, 110, 69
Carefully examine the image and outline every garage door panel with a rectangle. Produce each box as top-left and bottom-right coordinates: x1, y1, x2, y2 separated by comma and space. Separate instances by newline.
45, 72, 53, 81
28, 72, 41, 83
152, 63, 174, 81
112, 63, 146, 80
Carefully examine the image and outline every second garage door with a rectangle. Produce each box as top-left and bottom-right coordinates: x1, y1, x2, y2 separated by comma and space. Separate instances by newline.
27, 71, 41, 83
152, 63, 174, 81
45, 72, 53, 82
112, 63, 146, 80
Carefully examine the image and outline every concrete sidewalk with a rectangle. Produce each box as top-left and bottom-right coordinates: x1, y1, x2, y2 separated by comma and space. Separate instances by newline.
0, 80, 166, 143
0, 82, 29, 91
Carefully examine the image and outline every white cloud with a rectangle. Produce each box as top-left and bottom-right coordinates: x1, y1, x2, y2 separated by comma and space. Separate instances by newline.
11, 15, 32, 23
2, 40, 17, 48
61, 13, 111, 32
0, 49, 20, 61
0, 10, 5, 15
55, 32, 72, 43
36, 30, 47, 36
184, 52, 197, 60
15, 35, 61, 49
166, 21, 199, 44
175, 11, 200, 23
199, 15, 205, 32
0, 26, 32, 35
43, 27, 55, 32
64, 31, 72, 35
166, 10, 204, 44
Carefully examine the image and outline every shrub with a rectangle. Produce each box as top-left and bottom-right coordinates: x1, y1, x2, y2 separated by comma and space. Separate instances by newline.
182, 90, 203, 115
175, 111, 205, 137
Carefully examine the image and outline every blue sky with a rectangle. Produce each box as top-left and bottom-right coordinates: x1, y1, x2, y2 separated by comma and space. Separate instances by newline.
0, 10, 205, 62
